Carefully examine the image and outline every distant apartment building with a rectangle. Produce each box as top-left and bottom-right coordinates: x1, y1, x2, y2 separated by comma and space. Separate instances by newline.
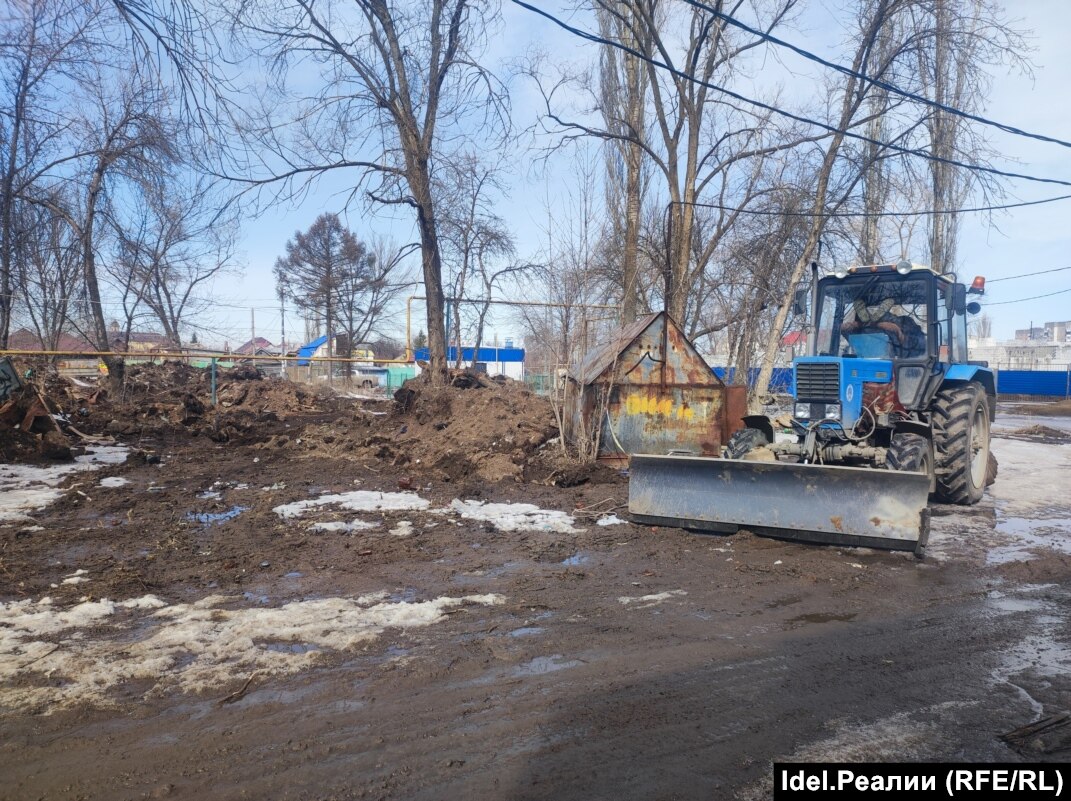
1014, 320, 1070, 342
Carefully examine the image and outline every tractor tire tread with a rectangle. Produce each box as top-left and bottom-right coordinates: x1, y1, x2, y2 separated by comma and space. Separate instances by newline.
887, 433, 928, 473
931, 382, 988, 505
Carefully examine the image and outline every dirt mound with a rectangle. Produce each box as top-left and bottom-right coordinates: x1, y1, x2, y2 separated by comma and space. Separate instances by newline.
293, 371, 560, 483
4, 360, 340, 448
1008, 399, 1071, 417
1006, 423, 1071, 443
105, 362, 337, 441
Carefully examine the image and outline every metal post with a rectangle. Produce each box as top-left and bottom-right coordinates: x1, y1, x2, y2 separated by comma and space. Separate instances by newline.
211, 358, 217, 406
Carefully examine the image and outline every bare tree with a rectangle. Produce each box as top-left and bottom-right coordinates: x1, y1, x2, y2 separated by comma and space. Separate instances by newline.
110, 173, 237, 346
437, 152, 521, 362
0, 0, 103, 346
595, 1, 649, 323
913, 0, 1028, 273
12, 190, 82, 350
752, 0, 926, 407
229, 0, 508, 383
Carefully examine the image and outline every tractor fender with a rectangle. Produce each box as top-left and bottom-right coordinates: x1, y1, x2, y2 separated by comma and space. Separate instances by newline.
938, 365, 996, 418
741, 414, 775, 444
892, 419, 932, 441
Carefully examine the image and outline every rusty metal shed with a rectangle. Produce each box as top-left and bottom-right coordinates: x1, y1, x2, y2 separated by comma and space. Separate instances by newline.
566, 311, 746, 461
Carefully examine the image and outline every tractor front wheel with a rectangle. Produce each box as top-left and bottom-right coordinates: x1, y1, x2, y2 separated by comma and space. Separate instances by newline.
886, 433, 935, 495
931, 382, 991, 505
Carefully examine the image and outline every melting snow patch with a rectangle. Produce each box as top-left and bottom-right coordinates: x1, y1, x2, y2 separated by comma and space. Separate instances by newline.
308, 520, 378, 534
0, 591, 502, 712
0, 445, 129, 522
99, 476, 130, 488
448, 499, 584, 534
618, 590, 687, 608
596, 514, 626, 526
61, 570, 90, 585
274, 490, 430, 520
389, 520, 414, 537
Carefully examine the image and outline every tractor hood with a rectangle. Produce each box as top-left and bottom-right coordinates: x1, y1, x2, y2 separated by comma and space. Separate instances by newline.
792, 356, 893, 428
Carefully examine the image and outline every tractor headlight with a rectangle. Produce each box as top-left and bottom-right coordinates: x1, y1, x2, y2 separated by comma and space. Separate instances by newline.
794, 402, 811, 419
895, 259, 913, 275
824, 403, 841, 420
833, 265, 849, 279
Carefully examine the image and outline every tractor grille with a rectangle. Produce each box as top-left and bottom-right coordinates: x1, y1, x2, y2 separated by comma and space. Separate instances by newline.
795, 362, 840, 401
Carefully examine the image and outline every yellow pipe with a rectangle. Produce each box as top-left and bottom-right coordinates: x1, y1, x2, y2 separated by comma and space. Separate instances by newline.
0, 350, 414, 365
404, 295, 622, 358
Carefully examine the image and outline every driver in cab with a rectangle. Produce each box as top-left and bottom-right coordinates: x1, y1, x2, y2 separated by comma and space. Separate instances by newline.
841, 297, 926, 358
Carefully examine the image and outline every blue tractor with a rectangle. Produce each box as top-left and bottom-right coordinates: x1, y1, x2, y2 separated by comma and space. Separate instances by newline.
629, 261, 994, 555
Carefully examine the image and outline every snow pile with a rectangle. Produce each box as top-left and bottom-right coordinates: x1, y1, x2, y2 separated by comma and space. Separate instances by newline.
308, 520, 378, 534
0, 445, 129, 522
0, 591, 503, 712
273, 490, 430, 520
99, 476, 130, 488
618, 590, 687, 607
447, 499, 585, 534
596, 514, 626, 526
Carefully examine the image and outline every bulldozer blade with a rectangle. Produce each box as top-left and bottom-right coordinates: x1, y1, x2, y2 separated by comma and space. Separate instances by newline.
628, 454, 930, 552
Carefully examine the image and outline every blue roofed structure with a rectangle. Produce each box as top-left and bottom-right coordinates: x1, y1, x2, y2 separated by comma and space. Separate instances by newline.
296, 335, 329, 366
413, 345, 525, 379
413, 346, 524, 363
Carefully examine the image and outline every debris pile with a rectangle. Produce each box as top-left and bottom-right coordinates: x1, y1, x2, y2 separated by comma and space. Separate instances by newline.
0, 360, 72, 462
294, 370, 561, 483
108, 362, 340, 440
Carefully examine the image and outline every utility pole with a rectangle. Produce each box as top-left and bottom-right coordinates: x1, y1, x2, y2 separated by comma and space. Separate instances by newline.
251, 307, 256, 349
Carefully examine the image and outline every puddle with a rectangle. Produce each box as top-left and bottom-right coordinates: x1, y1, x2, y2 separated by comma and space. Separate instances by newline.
786, 612, 858, 625
561, 553, 591, 567
241, 592, 271, 604
512, 655, 582, 676
508, 626, 545, 638
283, 572, 303, 579
985, 591, 1048, 614
186, 506, 248, 526
263, 642, 322, 654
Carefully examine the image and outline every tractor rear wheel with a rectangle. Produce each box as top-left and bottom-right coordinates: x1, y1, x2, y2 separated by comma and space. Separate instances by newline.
931, 382, 991, 505
886, 433, 935, 495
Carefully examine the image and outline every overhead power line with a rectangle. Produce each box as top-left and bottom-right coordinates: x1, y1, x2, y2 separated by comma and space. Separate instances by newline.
672, 194, 1071, 218
983, 287, 1071, 306
987, 265, 1071, 282
510, 1, 1071, 188
680, 0, 1071, 151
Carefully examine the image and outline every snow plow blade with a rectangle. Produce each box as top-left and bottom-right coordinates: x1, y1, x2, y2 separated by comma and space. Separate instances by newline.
628, 454, 930, 553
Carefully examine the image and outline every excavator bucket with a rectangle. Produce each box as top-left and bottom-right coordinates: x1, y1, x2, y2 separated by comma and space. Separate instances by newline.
628, 454, 931, 553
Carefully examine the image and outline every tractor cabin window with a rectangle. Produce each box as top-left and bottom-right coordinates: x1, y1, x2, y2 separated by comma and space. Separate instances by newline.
817, 276, 929, 361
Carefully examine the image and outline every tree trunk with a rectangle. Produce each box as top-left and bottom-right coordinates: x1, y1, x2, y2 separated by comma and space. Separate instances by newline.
81, 161, 121, 393
410, 166, 447, 384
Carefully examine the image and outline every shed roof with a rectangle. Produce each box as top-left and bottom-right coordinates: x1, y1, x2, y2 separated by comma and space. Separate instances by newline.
296, 335, 329, 366
569, 312, 660, 385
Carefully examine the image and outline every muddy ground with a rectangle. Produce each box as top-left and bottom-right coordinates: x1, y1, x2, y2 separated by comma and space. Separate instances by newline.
1, 387, 1070, 800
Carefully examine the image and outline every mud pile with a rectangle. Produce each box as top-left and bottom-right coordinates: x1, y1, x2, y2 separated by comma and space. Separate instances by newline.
99, 362, 337, 440
292, 371, 560, 483
0, 383, 72, 462
4, 360, 338, 446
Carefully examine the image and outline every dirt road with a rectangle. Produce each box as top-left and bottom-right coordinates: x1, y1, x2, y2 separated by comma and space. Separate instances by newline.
1, 404, 1069, 800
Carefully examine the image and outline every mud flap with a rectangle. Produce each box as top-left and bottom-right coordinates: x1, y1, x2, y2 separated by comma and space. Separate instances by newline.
628, 454, 931, 552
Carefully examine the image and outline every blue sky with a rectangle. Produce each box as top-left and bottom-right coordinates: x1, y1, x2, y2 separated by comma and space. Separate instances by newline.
201, 0, 1071, 348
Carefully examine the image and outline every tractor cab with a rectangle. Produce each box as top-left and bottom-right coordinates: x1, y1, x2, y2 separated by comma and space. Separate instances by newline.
796, 262, 983, 417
